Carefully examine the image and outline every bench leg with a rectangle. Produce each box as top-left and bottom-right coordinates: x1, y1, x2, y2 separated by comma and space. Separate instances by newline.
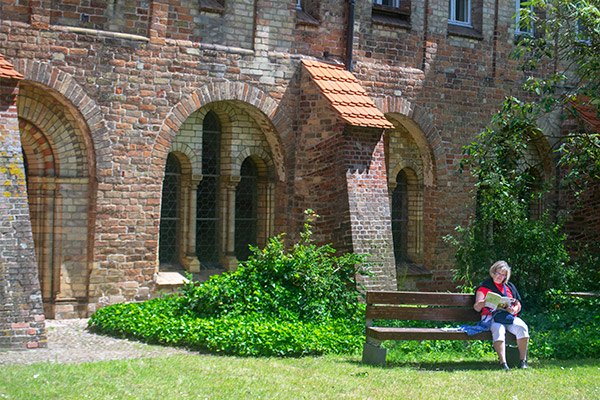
361, 341, 387, 366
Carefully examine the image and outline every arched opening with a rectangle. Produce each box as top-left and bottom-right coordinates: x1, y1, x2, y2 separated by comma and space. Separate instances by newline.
159, 153, 182, 268
392, 169, 409, 262
235, 157, 258, 261
196, 111, 222, 269
17, 82, 94, 319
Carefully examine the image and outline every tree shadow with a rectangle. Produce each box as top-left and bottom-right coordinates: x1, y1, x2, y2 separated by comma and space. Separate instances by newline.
345, 357, 600, 371
386, 360, 501, 372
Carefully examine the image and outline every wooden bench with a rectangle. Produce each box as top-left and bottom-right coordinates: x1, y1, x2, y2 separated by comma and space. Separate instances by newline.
362, 290, 516, 366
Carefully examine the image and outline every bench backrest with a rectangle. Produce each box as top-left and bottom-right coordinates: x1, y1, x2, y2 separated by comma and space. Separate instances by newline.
365, 291, 481, 324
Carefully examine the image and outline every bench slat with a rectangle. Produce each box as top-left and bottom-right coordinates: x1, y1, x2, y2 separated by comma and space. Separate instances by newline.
367, 291, 475, 307
366, 305, 480, 322
366, 326, 516, 342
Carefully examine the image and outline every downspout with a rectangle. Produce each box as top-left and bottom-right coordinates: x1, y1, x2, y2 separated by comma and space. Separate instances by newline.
346, 0, 356, 72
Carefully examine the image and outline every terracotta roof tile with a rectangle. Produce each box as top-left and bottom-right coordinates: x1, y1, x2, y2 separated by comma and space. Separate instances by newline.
302, 60, 394, 129
569, 95, 600, 132
0, 54, 24, 80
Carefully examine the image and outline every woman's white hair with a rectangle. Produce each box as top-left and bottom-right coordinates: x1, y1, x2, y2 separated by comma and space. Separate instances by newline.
489, 260, 511, 283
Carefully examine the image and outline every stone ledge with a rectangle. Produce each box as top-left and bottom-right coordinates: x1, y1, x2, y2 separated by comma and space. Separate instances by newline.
154, 271, 190, 287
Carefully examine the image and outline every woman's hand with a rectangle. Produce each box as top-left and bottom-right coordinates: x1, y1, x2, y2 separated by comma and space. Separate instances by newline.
507, 300, 520, 315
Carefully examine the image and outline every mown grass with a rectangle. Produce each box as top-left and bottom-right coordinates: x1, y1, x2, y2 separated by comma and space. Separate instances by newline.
2, 352, 599, 400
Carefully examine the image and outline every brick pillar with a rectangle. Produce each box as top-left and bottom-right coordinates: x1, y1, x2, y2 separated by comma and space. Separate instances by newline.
148, 0, 168, 44
0, 55, 47, 350
29, 0, 51, 29
343, 126, 397, 291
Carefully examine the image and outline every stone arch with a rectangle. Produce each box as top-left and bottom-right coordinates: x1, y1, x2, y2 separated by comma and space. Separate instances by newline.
389, 160, 423, 189
528, 131, 556, 183
12, 59, 110, 177
375, 97, 441, 187
168, 143, 196, 177
235, 147, 276, 181
18, 120, 57, 177
10, 60, 106, 319
153, 82, 290, 181
17, 83, 89, 178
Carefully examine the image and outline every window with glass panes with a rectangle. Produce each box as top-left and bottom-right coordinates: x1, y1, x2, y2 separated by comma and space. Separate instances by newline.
448, 0, 471, 26
159, 153, 181, 265
235, 158, 258, 261
515, 0, 534, 35
391, 170, 409, 262
196, 111, 221, 269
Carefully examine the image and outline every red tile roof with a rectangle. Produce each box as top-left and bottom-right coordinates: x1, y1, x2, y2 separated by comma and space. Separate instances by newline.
302, 60, 394, 129
0, 54, 24, 80
570, 95, 600, 132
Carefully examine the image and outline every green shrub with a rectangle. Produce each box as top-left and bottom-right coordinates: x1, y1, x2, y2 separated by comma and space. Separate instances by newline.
89, 298, 364, 357
527, 290, 600, 359
179, 210, 369, 324
90, 210, 371, 357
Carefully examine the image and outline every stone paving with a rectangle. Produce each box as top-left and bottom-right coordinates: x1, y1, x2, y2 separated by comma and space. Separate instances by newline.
0, 319, 195, 366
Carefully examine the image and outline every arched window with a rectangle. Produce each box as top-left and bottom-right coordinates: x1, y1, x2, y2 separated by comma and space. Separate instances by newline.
391, 170, 409, 262
196, 111, 221, 269
159, 153, 181, 266
235, 158, 258, 261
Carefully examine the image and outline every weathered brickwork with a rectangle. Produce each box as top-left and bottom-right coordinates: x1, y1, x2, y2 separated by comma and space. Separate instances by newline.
0, 76, 47, 349
0, 0, 596, 344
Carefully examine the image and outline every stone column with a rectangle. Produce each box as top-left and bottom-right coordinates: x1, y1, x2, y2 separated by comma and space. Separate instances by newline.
220, 175, 241, 271
184, 176, 202, 272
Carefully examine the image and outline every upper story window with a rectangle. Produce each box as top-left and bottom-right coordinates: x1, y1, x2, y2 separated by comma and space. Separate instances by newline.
448, 0, 471, 27
199, 0, 225, 13
515, 0, 534, 36
447, 0, 483, 40
372, 0, 411, 27
297, 0, 319, 26
576, 18, 591, 43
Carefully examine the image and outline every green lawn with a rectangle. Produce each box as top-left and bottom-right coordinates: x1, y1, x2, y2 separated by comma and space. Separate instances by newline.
2, 353, 599, 400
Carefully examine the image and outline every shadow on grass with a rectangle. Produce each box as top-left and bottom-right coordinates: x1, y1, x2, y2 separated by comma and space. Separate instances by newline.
345, 358, 501, 372
388, 360, 502, 372
345, 357, 599, 372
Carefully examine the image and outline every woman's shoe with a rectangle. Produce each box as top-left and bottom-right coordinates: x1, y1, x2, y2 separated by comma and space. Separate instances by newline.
501, 362, 510, 371
520, 359, 528, 369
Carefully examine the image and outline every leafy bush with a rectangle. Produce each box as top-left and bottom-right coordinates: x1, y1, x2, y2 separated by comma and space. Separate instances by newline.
527, 290, 600, 360
448, 214, 571, 304
89, 298, 364, 357
445, 97, 572, 304
90, 210, 371, 357
179, 210, 369, 324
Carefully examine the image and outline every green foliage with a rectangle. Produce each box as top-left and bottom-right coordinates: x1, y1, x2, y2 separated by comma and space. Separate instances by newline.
89, 298, 364, 357
179, 210, 370, 324
447, 1, 600, 301
90, 210, 371, 357
513, 0, 600, 193
446, 97, 570, 302
528, 291, 600, 359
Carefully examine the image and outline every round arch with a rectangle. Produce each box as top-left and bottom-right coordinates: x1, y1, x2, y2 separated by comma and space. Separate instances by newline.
153, 82, 291, 182
374, 97, 441, 187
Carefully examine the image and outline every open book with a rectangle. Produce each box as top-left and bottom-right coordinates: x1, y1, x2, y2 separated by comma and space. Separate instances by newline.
484, 291, 513, 311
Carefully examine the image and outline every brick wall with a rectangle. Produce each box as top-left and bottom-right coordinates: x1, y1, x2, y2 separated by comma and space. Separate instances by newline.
0, 77, 47, 349
0, 0, 596, 331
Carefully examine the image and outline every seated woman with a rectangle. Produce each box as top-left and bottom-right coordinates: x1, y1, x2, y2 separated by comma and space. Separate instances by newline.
473, 260, 530, 371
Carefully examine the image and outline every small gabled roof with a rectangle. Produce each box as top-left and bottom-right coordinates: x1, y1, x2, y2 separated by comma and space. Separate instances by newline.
570, 95, 600, 132
0, 54, 24, 80
302, 60, 394, 129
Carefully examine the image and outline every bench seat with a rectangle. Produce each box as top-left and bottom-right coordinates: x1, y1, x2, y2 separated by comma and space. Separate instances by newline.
366, 326, 508, 341
361, 290, 516, 366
